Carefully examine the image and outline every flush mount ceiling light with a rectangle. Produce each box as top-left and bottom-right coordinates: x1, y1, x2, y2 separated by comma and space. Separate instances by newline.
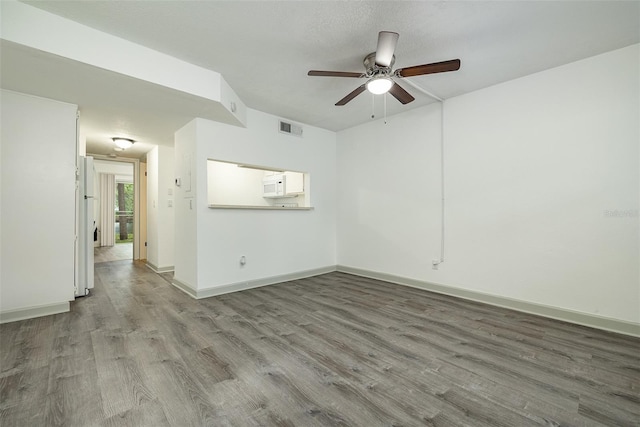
366, 76, 393, 95
112, 137, 134, 150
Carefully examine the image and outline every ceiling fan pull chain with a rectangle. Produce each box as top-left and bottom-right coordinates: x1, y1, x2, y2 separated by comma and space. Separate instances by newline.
371, 93, 375, 119
384, 93, 387, 124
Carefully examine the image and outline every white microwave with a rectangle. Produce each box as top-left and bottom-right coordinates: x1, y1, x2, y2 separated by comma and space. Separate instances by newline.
262, 174, 286, 198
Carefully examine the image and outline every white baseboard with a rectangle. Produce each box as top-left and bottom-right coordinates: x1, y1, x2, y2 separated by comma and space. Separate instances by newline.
173, 265, 338, 300
337, 265, 640, 338
167, 263, 638, 337
171, 277, 198, 298
0, 302, 70, 324
146, 261, 175, 273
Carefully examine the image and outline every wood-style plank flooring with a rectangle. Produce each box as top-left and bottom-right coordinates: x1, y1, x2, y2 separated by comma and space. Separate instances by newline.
94, 243, 133, 264
1, 260, 639, 426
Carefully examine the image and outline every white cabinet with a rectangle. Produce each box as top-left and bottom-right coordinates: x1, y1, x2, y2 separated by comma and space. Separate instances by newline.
284, 171, 304, 194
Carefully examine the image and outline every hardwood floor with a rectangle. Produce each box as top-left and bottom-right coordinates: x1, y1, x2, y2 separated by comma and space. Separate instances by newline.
1, 261, 639, 426
94, 243, 133, 264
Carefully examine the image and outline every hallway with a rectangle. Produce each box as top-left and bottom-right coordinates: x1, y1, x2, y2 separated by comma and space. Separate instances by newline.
94, 242, 133, 263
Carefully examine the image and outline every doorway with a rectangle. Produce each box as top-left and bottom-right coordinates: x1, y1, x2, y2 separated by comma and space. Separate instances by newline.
93, 159, 138, 263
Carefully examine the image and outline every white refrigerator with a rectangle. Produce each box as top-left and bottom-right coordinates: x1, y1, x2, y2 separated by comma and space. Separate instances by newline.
76, 156, 95, 297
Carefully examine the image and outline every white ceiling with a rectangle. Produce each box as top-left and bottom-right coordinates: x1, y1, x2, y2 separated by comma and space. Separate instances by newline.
5, 1, 639, 159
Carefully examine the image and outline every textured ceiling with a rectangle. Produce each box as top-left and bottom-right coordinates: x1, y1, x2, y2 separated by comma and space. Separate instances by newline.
8, 1, 640, 157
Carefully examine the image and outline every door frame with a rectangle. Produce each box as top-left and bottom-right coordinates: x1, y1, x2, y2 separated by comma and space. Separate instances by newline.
91, 155, 142, 260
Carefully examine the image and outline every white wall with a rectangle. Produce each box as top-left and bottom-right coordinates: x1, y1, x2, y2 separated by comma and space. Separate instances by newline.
174, 120, 198, 288
207, 160, 270, 206
1, 90, 77, 315
157, 146, 175, 269
146, 147, 159, 266
139, 162, 147, 260
338, 44, 639, 325
94, 159, 134, 177
93, 168, 102, 246
338, 104, 443, 277
146, 145, 175, 271
174, 109, 337, 293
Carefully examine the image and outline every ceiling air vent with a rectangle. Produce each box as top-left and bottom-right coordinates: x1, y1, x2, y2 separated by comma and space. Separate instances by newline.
279, 120, 303, 137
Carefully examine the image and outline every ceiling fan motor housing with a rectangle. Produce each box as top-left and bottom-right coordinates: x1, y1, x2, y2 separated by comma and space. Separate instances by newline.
364, 52, 395, 77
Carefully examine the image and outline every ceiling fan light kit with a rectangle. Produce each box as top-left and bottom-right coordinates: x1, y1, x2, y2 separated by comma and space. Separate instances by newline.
308, 31, 460, 106
366, 76, 393, 95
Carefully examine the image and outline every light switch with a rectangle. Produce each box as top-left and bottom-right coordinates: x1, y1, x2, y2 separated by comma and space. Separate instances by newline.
168, 200, 173, 207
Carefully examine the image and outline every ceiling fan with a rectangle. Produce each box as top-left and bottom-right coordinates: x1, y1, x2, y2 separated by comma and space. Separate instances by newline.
308, 31, 460, 106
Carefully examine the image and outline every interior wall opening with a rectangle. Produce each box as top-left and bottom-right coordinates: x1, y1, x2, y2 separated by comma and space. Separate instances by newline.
92, 158, 138, 263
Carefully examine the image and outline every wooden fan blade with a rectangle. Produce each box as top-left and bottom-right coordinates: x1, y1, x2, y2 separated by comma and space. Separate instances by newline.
308, 70, 364, 78
336, 84, 366, 106
375, 31, 399, 67
396, 59, 461, 78
388, 82, 415, 104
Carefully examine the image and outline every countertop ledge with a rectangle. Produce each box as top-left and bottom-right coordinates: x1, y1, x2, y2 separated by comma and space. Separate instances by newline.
208, 204, 314, 210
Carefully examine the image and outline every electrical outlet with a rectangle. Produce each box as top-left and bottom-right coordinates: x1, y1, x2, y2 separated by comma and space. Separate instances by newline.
432, 259, 440, 270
